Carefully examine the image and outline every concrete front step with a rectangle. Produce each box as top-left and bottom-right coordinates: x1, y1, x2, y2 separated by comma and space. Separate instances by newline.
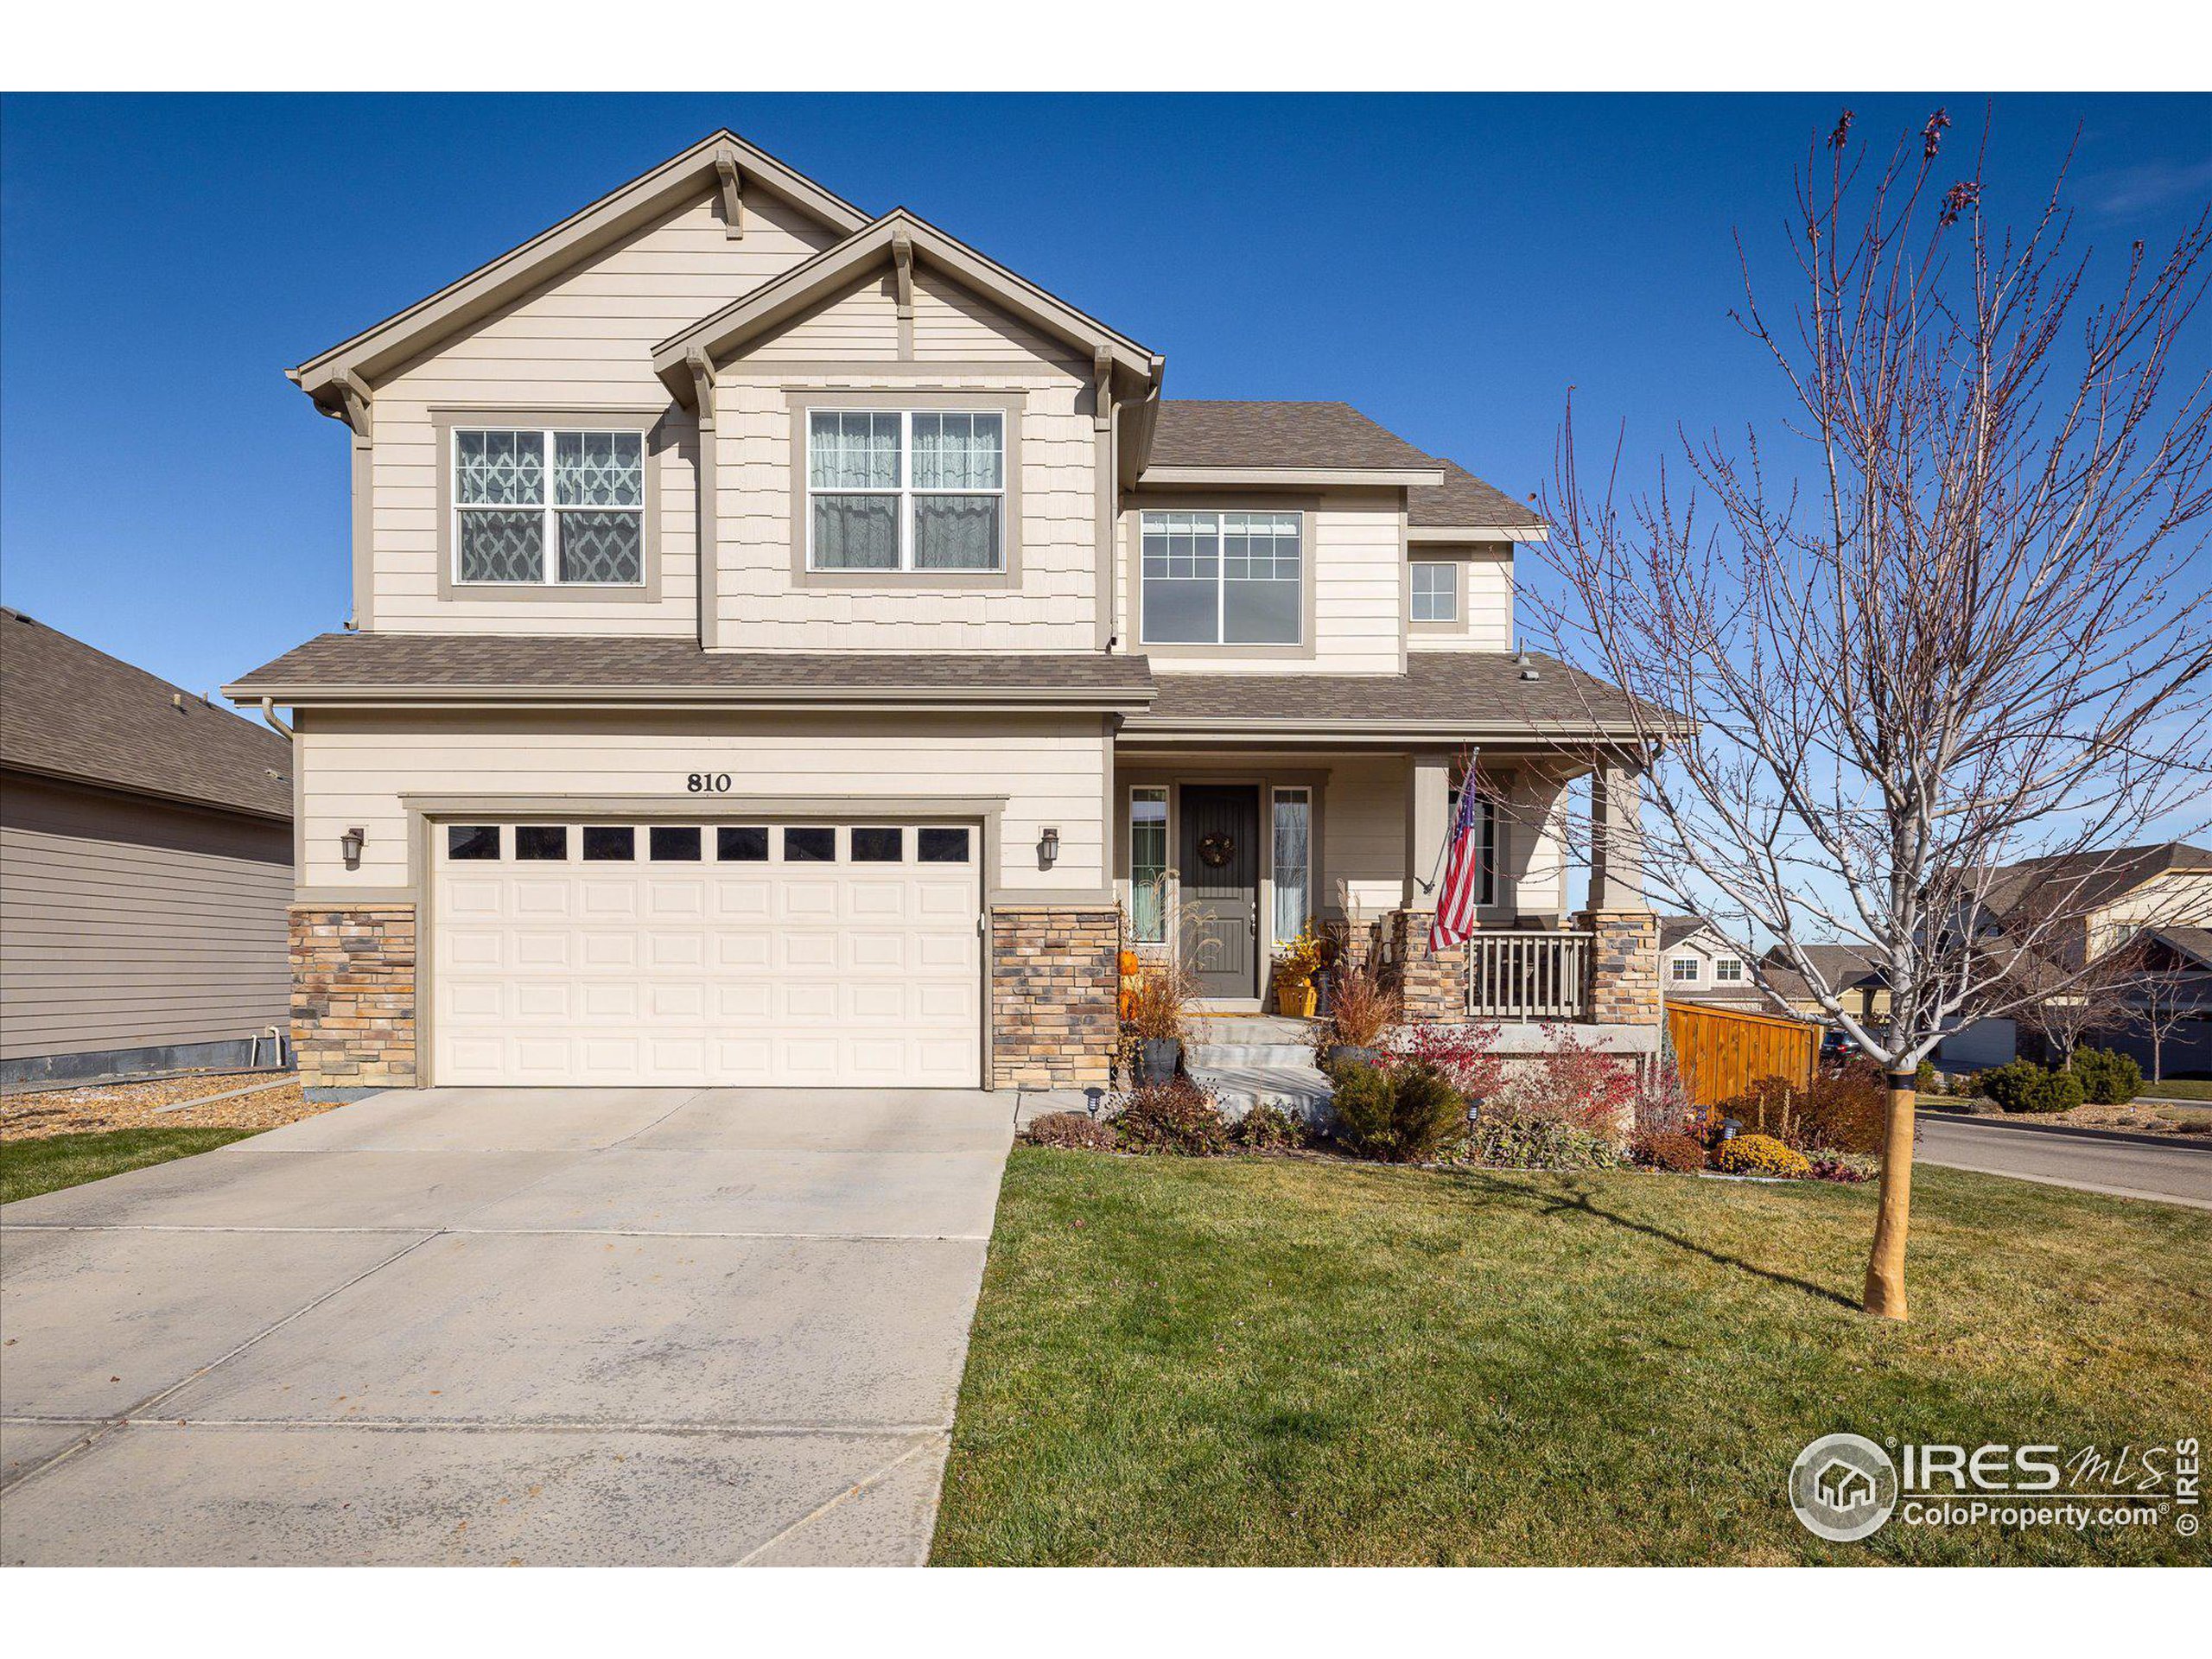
1186, 1015, 1318, 1047
1185, 1042, 1317, 1069
1188, 1062, 1334, 1124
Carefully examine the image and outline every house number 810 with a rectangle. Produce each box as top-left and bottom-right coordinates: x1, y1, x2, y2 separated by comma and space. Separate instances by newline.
686, 772, 733, 793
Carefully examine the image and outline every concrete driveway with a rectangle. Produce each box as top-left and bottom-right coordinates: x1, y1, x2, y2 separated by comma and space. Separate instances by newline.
1, 1086, 1014, 1566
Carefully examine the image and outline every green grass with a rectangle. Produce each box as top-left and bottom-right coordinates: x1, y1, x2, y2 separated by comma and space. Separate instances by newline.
2140, 1079, 2212, 1103
0, 1127, 260, 1205
932, 1151, 2212, 1566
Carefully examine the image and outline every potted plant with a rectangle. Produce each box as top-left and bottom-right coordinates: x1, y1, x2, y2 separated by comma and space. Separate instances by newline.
1272, 921, 1326, 1018
1122, 963, 1192, 1085
1321, 957, 1399, 1071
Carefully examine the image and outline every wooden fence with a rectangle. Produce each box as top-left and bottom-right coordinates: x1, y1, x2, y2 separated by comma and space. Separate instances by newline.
1666, 1001, 1818, 1109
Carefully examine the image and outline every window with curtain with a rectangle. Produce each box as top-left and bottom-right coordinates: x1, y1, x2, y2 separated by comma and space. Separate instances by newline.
1129, 787, 1168, 943
807, 409, 1004, 572
1140, 511, 1302, 644
1271, 787, 1312, 944
454, 429, 645, 586
1410, 561, 1459, 621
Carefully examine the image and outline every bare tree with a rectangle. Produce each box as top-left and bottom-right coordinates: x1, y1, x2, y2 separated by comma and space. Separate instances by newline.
1531, 110, 2212, 1319
2118, 933, 2208, 1084
2024, 945, 2133, 1065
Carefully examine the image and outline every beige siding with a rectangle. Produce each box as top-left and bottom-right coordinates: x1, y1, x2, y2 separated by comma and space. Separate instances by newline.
294, 709, 1109, 893
365, 190, 839, 636
1407, 544, 1515, 652
1120, 491, 1407, 674
2089, 868, 2212, 960
0, 773, 291, 1061
712, 272, 1100, 650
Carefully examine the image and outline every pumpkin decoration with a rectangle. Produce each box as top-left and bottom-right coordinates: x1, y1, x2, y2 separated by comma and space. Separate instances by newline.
1117, 949, 1141, 976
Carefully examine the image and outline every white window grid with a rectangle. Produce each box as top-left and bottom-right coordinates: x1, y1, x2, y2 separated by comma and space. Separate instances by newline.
804, 408, 1006, 572
1411, 561, 1459, 621
1139, 510, 1303, 644
451, 428, 645, 587
1715, 957, 1745, 982
1670, 957, 1700, 982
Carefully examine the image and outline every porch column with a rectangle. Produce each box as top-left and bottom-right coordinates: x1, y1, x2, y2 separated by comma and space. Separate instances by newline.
1587, 759, 1648, 912
1402, 749, 1452, 909
1580, 756, 1659, 1027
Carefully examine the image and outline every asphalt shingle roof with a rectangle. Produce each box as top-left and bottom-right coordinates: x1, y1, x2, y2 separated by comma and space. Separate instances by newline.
1135, 652, 1650, 731
1147, 401, 1443, 472
227, 632, 1157, 700
1410, 459, 1544, 530
1, 607, 293, 819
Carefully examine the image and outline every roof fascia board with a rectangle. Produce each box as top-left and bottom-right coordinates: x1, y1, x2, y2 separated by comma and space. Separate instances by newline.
0, 757, 291, 826
222, 682, 1155, 711
1408, 524, 1548, 543
292, 132, 868, 400
652, 211, 1153, 397
1138, 466, 1446, 488
1119, 718, 1648, 741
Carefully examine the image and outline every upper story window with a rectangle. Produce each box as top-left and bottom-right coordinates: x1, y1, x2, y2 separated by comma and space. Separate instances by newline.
1410, 561, 1459, 622
1670, 956, 1700, 983
1140, 511, 1303, 645
807, 409, 1005, 572
454, 429, 645, 586
1715, 957, 1745, 982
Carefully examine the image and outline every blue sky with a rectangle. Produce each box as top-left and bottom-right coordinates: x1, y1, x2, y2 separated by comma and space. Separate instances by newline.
3, 92, 2209, 699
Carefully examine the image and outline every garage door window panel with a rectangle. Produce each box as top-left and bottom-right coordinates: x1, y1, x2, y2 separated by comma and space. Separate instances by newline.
852, 827, 903, 862
918, 826, 970, 863
515, 825, 569, 861
650, 826, 702, 861
448, 825, 500, 860
785, 827, 836, 862
717, 825, 769, 861
583, 826, 636, 861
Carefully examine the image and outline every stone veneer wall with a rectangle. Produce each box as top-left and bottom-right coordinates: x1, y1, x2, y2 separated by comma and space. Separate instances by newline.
1579, 909, 1661, 1027
991, 906, 1119, 1089
289, 905, 417, 1093
1382, 908, 1465, 1020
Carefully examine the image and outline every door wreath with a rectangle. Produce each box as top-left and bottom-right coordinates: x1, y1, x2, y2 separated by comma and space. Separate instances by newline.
1197, 830, 1236, 868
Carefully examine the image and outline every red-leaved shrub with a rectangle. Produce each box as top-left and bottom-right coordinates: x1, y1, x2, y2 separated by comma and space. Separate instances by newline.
1631, 1129, 1710, 1173
1389, 1020, 1504, 1098
1493, 1025, 1637, 1137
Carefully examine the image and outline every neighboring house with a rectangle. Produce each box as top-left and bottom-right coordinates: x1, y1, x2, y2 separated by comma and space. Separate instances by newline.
1, 608, 294, 1085
225, 130, 1662, 1099
1658, 916, 1760, 1004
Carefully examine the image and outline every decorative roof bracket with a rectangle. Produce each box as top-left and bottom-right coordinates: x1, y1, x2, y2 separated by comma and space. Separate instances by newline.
1093, 346, 1114, 433
890, 228, 915, 319
714, 149, 744, 239
333, 369, 373, 441
685, 348, 716, 424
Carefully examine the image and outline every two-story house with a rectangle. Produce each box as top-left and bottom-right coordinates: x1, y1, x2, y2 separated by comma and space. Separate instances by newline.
226, 130, 1662, 1099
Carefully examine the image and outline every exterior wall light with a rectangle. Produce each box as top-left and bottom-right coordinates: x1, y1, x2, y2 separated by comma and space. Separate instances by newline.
340, 826, 365, 870
1039, 826, 1060, 868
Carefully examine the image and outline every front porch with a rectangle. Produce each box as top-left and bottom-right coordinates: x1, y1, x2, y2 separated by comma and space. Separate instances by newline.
1111, 743, 1658, 1037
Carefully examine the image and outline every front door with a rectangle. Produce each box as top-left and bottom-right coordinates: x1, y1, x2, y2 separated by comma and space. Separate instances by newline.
1179, 785, 1260, 999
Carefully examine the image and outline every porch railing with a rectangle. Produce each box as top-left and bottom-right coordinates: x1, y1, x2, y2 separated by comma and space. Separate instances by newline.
1465, 930, 1592, 1020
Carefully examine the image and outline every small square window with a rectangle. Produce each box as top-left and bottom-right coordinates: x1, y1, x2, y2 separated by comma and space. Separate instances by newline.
1411, 562, 1459, 622
918, 826, 971, 863
717, 825, 769, 861
514, 825, 568, 861
1715, 958, 1745, 982
650, 826, 702, 861
1669, 957, 1700, 982
447, 825, 500, 861
851, 827, 902, 862
784, 827, 836, 862
582, 826, 635, 861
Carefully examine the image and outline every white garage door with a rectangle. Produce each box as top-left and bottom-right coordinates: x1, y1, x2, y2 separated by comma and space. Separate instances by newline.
431, 819, 982, 1087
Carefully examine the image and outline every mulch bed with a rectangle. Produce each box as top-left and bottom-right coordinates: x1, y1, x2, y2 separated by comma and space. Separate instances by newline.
0, 1072, 335, 1142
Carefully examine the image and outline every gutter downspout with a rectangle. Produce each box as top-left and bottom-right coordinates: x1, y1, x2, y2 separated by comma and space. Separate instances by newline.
259, 698, 295, 738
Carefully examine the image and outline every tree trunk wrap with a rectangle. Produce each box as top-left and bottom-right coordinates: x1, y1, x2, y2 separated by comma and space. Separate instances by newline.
1864, 1075, 1916, 1320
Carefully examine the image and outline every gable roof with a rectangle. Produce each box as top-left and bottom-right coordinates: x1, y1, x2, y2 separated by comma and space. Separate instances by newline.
1411, 459, 1545, 534
224, 632, 1154, 713
652, 207, 1156, 396
1763, 943, 1887, 992
2145, 925, 2212, 969
1659, 915, 1715, 951
1980, 842, 2212, 922
2, 607, 291, 821
290, 130, 869, 412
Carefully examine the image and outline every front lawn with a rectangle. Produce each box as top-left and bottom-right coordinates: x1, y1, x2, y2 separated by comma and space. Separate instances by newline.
932, 1152, 2210, 1566
0, 1126, 260, 1205
2141, 1080, 2212, 1103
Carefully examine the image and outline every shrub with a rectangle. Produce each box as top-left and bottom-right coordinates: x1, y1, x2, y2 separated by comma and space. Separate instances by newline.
2069, 1047, 2143, 1107
1230, 1096, 1309, 1153
1719, 1058, 1885, 1154
1111, 1080, 1230, 1155
1630, 1128, 1710, 1173
1322, 959, 1401, 1051
1980, 1060, 2085, 1116
1121, 966, 1192, 1044
1714, 1133, 1812, 1179
1489, 1026, 1638, 1138
1021, 1110, 1116, 1152
1470, 1114, 1625, 1171
1389, 1020, 1505, 1099
1916, 1058, 1940, 1096
1328, 1058, 1469, 1163
1808, 1152, 1878, 1184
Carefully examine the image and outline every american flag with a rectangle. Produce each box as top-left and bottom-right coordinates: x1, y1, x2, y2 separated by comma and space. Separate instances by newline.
1428, 761, 1484, 954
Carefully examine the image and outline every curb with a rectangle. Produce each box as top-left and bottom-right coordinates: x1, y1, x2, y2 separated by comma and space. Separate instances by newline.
1919, 1109, 2212, 1153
